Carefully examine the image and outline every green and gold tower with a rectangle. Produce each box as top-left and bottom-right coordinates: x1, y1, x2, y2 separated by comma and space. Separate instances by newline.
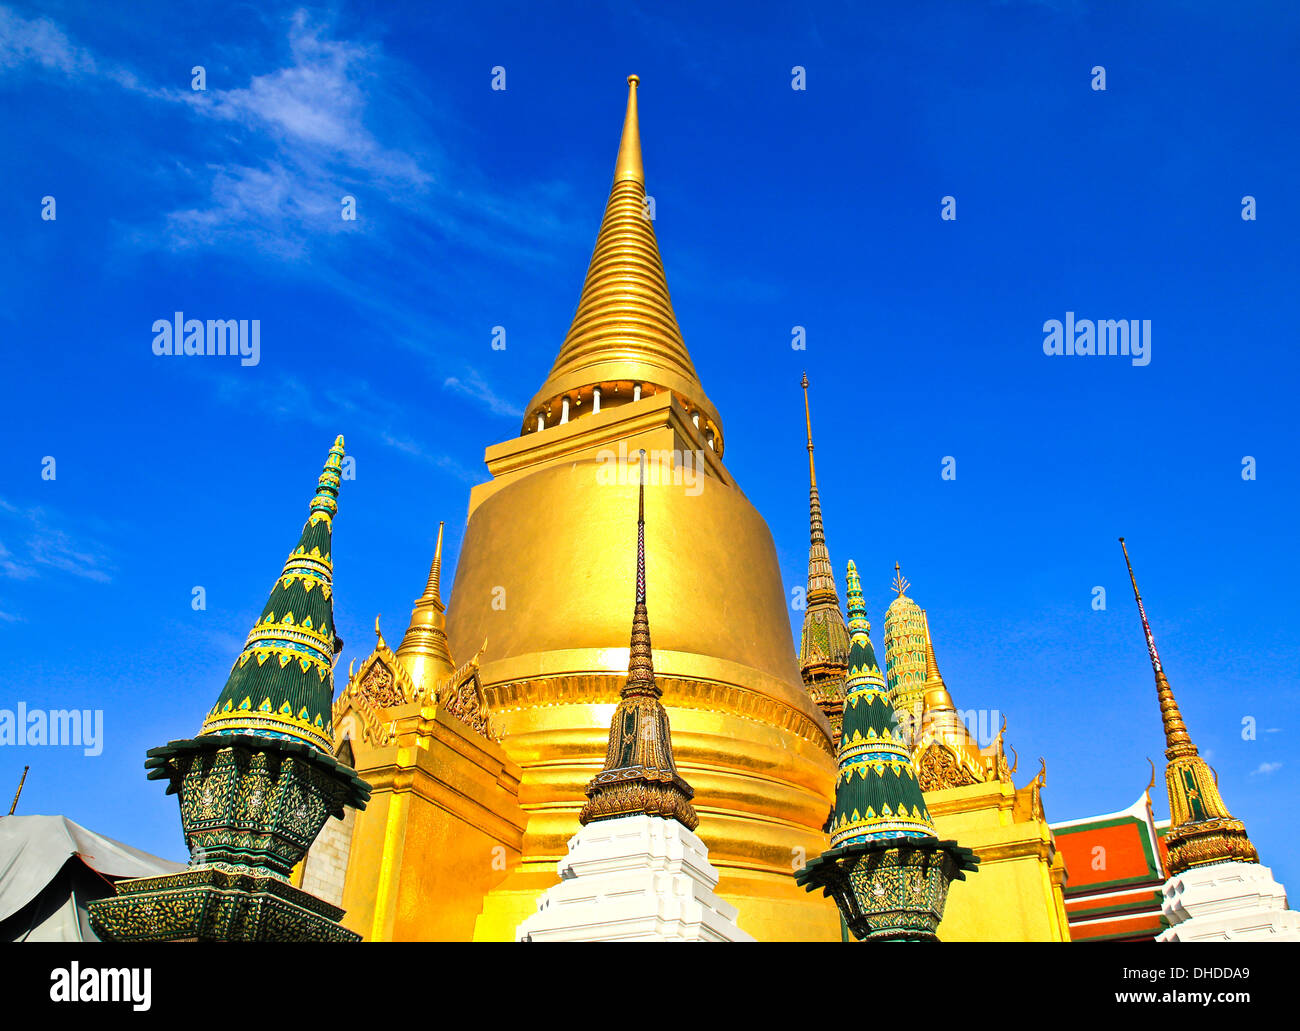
89, 437, 370, 942
798, 374, 849, 742
797, 561, 977, 941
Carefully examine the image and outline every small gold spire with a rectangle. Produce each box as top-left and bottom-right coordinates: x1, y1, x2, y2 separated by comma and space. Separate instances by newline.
892, 561, 910, 598
614, 74, 643, 183
580, 451, 698, 830
921, 611, 951, 706
797, 373, 848, 738
395, 522, 455, 695
799, 374, 836, 602
1118, 537, 1258, 874
915, 610, 985, 778
1119, 537, 1194, 756
423, 522, 445, 603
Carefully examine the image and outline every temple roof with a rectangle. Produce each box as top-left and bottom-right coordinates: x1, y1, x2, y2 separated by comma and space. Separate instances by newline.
198, 437, 345, 753
523, 76, 722, 444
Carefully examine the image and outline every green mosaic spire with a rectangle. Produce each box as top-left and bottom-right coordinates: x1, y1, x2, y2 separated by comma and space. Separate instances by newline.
199, 436, 345, 753
90, 436, 369, 941
829, 560, 936, 847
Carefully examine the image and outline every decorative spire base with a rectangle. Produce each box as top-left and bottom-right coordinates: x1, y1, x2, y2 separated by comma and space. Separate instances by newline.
1158, 859, 1300, 941
579, 767, 699, 831
1163, 818, 1259, 876
517, 814, 751, 941
796, 837, 978, 942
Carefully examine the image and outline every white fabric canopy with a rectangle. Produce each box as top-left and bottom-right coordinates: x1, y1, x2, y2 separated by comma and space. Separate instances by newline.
0, 814, 184, 941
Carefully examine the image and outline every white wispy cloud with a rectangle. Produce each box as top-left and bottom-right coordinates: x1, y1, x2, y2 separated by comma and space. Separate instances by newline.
197, 12, 426, 183
2, 6, 579, 264
156, 11, 431, 254
0, 7, 95, 76
443, 368, 523, 418
0, 539, 37, 580
212, 371, 482, 483
0, 498, 114, 583
378, 432, 480, 484
1251, 762, 1283, 776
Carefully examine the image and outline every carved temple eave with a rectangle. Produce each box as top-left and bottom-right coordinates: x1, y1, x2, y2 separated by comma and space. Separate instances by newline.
335, 619, 495, 746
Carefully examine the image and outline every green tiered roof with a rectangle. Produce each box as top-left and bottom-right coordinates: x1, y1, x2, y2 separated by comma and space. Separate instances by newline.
829, 561, 936, 847
199, 436, 346, 752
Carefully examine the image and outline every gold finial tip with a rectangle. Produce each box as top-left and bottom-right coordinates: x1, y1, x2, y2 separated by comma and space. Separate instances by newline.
627, 74, 640, 87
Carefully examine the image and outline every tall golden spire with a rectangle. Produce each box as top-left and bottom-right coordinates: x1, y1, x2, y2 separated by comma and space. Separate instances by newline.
797, 374, 849, 740
914, 611, 985, 780
800, 374, 838, 605
613, 73, 643, 183
801, 371, 817, 489
580, 452, 698, 829
1119, 538, 1257, 875
523, 76, 722, 445
394, 522, 456, 695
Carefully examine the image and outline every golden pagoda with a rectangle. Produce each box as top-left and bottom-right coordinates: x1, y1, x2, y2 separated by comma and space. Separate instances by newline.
797, 374, 849, 742
442, 76, 840, 941
309, 76, 1077, 944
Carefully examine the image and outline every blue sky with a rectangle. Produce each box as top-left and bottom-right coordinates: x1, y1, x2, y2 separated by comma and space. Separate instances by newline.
1, 1, 1296, 883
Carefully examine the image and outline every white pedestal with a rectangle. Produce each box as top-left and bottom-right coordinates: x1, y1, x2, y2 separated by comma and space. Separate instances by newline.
1158, 861, 1300, 941
516, 815, 754, 942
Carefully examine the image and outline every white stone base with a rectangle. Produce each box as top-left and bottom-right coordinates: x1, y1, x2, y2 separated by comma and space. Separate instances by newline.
516, 814, 754, 941
1158, 861, 1300, 941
